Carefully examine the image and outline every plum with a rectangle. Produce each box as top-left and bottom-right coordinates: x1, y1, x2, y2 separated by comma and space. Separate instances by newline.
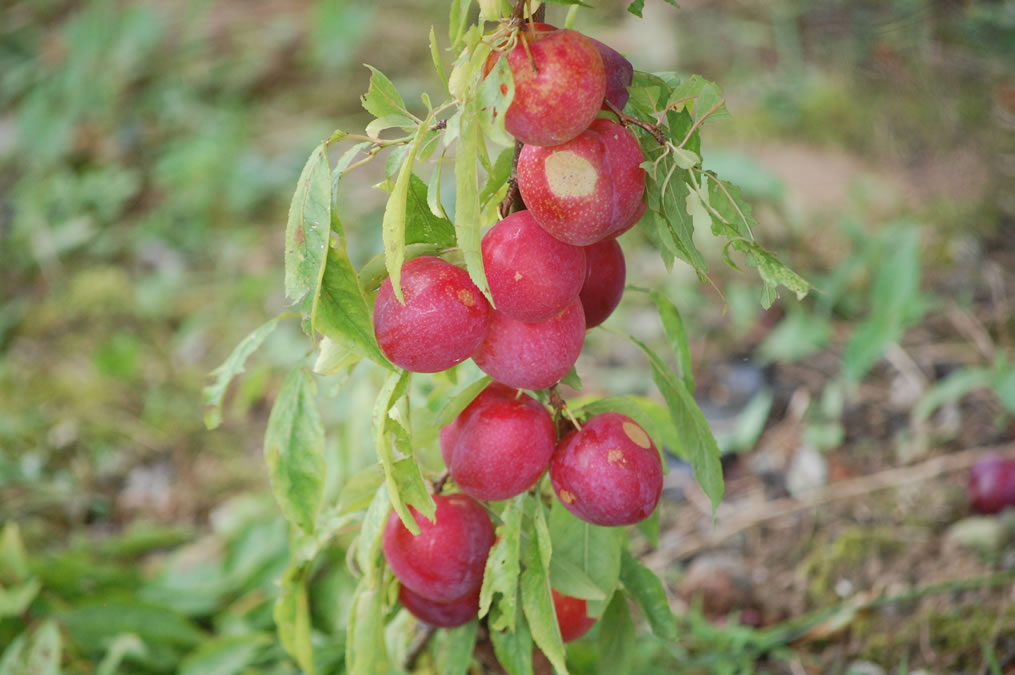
490, 23, 606, 147
442, 384, 555, 501
482, 210, 587, 323
968, 456, 1015, 514
551, 589, 597, 642
517, 118, 646, 246
579, 239, 626, 328
550, 412, 663, 526
589, 38, 634, 111
372, 256, 491, 373
472, 299, 585, 390
382, 493, 495, 602
399, 585, 479, 628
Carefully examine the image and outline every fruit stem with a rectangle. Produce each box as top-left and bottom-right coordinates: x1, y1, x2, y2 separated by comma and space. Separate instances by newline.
498, 139, 526, 218
431, 470, 450, 495
549, 385, 581, 433
604, 99, 667, 146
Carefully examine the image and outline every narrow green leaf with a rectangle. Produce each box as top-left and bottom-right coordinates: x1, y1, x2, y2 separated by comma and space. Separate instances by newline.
521, 539, 567, 675
313, 247, 392, 368
656, 172, 707, 272
0, 579, 41, 618
490, 608, 533, 675
635, 509, 661, 548
548, 500, 623, 609
645, 289, 695, 391
480, 148, 514, 207
480, 494, 525, 629
706, 176, 753, 240
95, 635, 146, 675
414, 376, 491, 447
203, 316, 281, 429
275, 570, 314, 675
361, 65, 408, 118
454, 102, 490, 297
356, 486, 390, 589
427, 151, 449, 219
263, 370, 326, 533
430, 26, 450, 93
914, 367, 993, 423
285, 143, 331, 303
337, 464, 386, 515
449, 0, 473, 48
62, 602, 205, 653
548, 555, 606, 602
24, 620, 61, 675
312, 337, 362, 376
478, 47, 514, 147
620, 550, 677, 640
435, 620, 478, 675
406, 174, 456, 247
382, 124, 429, 304
179, 634, 270, 675
0, 522, 30, 581
346, 584, 389, 675
596, 591, 636, 675
738, 241, 811, 308
628, 335, 724, 512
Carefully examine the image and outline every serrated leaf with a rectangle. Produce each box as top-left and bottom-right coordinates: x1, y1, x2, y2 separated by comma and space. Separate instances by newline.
597, 591, 636, 675
490, 609, 533, 675
706, 175, 754, 240
361, 65, 408, 118
356, 486, 390, 589
406, 174, 456, 247
435, 620, 478, 675
644, 289, 695, 391
313, 247, 392, 367
654, 169, 707, 272
737, 241, 811, 309
285, 144, 331, 303
382, 124, 430, 304
548, 501, 623, 610
520, 537, 567, 675
454, 103, 489, 297
672, 148, 700, 169
346, 584, 389, 675
478, 47, 514, 147
620, 550, 676, 640
204, 316, 281, 429
479, 494, 525, 629
628, 335, 724, 513
264, 370, 326, 533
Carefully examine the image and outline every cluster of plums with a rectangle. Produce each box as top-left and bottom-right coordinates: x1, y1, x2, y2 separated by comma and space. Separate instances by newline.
373, 23, 663, 635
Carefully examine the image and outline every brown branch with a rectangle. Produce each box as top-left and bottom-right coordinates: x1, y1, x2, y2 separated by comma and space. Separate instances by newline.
432, 469, 450, 495
643, 442, 1015, 569
498, 139, 526, 218
604, 99, 666, 146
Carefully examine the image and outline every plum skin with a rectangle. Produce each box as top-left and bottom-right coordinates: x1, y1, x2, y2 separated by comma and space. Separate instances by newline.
580, 239, 626, 328
552, 589, 597, 642
399, 585, 479, 628
482, 210, 587, 323
472, 298, 586, 391
588, 37, 634, 112
382, 493, 495, 602
372, 256, 491, 373
441, 383, 556, 501
968, 456, 1015, 514
550, 412, 663, 526
517, 118, 646, 246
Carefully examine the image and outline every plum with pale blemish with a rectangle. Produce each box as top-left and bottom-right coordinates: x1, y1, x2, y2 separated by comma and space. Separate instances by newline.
399, 585, 479, 628
382, 493, 495, 602
550, 412, 662, 526
517, 118, 646, 246
589, 38, 634, 111
482, 210, 587, 322
488, 23, 606, 147
442, 383, 555, 501
552, 589, 597, 642
472, 299, 586, 390
580, 239, 626, 328
372, 256, 491, 373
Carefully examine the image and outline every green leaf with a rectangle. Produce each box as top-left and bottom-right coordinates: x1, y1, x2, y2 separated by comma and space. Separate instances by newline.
337, 464, 386, 514
480, 494, 525, 629
0, 522, 30, 581
406, 174, 456, 247
435, 620, 478, 675
275, 568, 314, 675
346, 584, 389, 675
628, 336, 724, 513
520, 538, 567, 675
548, 500, 623, 610
62, 602, 205, 653
627, 0, 645, 17
264, 370, 326, 533
914, 367, 993, 423
285, 143, 331, 303
313, 247, 392, 368
203, 316, 281, 429
414, 377, 491, 447
643, 289, 694, 391
95, 634, 146, 675
0, 579, 41, 618
356, 486, 391, 589
454, 101, 490, 297
430, 26, 450, 93
596, 591, 636, 675
361, 65, 408, 118
449, 0, 472, 47
480, 148, 514, 207
653, 169, 707, 273
179, 634, 271, 675
382, 123, 430, 304
312, 337, 362, 376
620, 550, 676, 640
734, 241, 811, 309
478, 47, 514, 147
547, 555, 607, 602
22, 620, 60, 675
490, 609, 533, 675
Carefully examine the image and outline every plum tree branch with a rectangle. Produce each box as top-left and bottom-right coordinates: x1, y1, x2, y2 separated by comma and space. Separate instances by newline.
604, 99, 667, 146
